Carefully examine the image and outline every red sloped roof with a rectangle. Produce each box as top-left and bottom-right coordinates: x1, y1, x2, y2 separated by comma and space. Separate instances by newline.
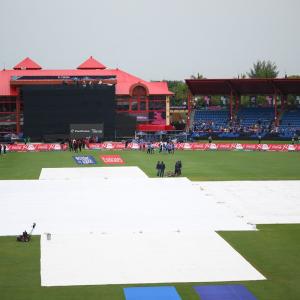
77, 56, 106, 69
0, 64, 173, 96
111, 69, 173, 95
13, 57, 42, 70
147, 81, 173, 95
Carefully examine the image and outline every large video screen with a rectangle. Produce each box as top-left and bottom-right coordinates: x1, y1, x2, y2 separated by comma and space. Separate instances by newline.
22, 84, 115, 140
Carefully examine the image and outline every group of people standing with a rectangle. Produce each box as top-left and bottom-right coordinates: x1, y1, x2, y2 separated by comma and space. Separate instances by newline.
156, 160, 183, 177
146, 143, 155, 154
68, 139, 86, 152
156, 161, 166, 177
0, 144, 7, 155
144, 141, 176, 154
159, 141, 175, 154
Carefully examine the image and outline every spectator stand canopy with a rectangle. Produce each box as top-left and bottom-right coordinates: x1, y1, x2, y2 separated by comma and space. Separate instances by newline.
185, 78, 300, 127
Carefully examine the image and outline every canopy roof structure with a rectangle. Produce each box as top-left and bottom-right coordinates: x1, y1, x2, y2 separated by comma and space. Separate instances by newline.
186, 78, 300, 96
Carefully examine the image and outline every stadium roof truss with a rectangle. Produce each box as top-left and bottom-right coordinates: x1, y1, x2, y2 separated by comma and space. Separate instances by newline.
185, 79, 300, 96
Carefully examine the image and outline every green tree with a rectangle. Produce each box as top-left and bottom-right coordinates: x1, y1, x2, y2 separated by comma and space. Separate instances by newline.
288, 75, 300, 79
190, 73, 204, 79
235, 73, 247, 79
247, 60, 279, 78
165, 80, 188, 105
165, 74, 204, 105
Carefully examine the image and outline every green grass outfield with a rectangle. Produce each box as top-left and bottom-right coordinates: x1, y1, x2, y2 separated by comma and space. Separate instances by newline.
0, 148, 299, 180
0, 225, 300, 300
0, 149, 300, 299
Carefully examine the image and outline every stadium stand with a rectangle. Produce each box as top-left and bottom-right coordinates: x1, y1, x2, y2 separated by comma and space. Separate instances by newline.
237, 107, 274, 128
237, 107, 274, 138
192, 107, 275, 138
191, 106, 300, 140
193, 109, 229, 132
279, 108, 300, 138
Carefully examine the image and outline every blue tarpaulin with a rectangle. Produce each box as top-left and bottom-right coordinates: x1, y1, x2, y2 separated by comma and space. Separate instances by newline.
124, 286, 182, 300
194, 285, 258, 300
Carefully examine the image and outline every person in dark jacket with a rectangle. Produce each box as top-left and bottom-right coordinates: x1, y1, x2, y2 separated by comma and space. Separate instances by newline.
175, 161, 179, 176
178, 160, 182, 175
258, 134, 262, 144
156, 161, 161, 177
208, 135, 212, 144
160, 162, 165, 177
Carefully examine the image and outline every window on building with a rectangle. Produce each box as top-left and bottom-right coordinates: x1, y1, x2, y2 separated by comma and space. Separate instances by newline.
132, 86, 147, 97
0, 102, 16, 112
131, 85, 148, 112
131, 100, 138, 111
117, 100, 130, 111
0, 124, 16, 134
149, 100, 165, 111
140, 101, 146, 111
149, 95, 165, 101
0, 113, 17, 123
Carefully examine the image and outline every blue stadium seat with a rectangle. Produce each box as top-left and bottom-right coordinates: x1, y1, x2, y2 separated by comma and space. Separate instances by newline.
193, 109, 229, 131
279, 109, 300, 138
238, 107, 274, 128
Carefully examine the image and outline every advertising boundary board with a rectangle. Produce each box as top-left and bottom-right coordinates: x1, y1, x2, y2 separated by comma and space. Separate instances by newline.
6, 143, 67, 152
100, 155, 125, 164
73, 156, 97, 165
5, 142, 300, 152
88, 142, 300, 152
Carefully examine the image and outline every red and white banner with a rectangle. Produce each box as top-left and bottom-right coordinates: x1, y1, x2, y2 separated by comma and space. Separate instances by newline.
100, 155, 125, 164
215, 143, 234, 151
127, 142, 140, 150
102, 142, 126, 150
6, 142, 300, 152
87, 142, 126, 150
190, 143, 210, 151
7, 143, 67, 152
87, 143, 103, 150
242, 144, 259, 151
294, 144, 300, 151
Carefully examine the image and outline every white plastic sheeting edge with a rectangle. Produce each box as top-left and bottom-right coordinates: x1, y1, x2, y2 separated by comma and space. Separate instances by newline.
40, 231, 265, 286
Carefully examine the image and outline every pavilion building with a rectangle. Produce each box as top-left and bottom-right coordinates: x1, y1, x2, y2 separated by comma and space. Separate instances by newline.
0, 56, 174, 138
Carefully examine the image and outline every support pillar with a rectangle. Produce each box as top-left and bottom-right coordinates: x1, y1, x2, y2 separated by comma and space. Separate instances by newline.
235, 94, 240, 115
16, 89, 21, 135
280, 95, 286, 113
274, 91, 278, 126
187, 92, 192, 130
165, 96, 170, 126
230, 90, 233, 120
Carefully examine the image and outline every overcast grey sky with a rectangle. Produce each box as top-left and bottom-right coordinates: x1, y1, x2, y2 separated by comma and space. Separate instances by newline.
1, 0, 299, 80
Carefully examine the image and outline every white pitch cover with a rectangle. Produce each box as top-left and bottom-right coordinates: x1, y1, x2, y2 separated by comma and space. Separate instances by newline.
1, 167, 299, 286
